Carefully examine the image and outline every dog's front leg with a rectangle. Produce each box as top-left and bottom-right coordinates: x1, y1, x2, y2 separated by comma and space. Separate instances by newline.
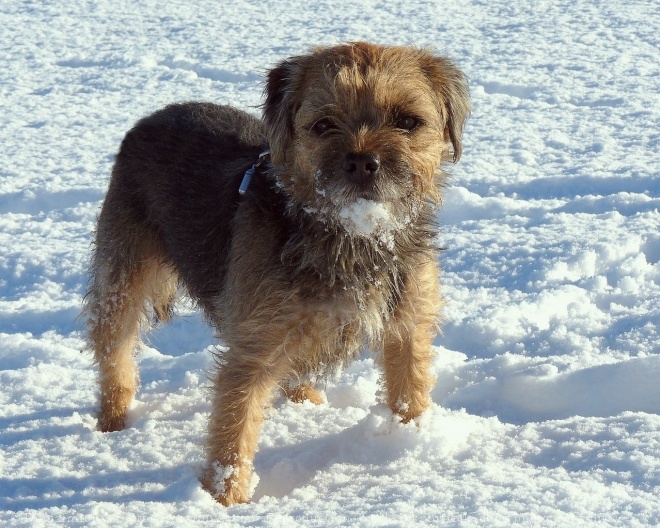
202, 348, 289, 506
382, 259, 441, 422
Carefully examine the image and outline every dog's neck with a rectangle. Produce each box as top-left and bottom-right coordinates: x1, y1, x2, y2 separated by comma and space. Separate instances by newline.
246, 164, 439, 301
282, 194, 439, 292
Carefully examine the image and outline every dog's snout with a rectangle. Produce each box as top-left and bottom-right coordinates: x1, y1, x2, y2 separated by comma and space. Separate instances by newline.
343, 152, 381, 186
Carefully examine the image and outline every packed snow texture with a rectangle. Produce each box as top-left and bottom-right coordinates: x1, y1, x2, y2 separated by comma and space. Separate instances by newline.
1, 0, 659, 526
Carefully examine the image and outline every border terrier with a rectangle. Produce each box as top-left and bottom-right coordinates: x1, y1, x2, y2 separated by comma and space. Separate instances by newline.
83, 42, 469, 505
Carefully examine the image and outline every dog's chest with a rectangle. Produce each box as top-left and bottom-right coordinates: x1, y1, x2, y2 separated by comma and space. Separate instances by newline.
286, 285, 392, 380
299, 273, 397, 337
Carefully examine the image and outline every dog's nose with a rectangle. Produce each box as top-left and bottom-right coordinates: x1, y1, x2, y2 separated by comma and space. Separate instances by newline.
343, 152, 381, 187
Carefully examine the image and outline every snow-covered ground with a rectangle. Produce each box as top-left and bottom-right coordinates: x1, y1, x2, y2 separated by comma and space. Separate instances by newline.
1, 0, 659, 526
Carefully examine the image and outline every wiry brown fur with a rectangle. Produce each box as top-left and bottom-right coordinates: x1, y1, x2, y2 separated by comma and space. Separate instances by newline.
82, 42, 469, 506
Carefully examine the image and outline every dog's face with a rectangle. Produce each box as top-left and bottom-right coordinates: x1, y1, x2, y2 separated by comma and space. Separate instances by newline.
263, 43, 470, 225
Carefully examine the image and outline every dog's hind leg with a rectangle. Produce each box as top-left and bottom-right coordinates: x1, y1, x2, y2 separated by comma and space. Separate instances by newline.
151, 265, 178, 324
84, 189, 177, 432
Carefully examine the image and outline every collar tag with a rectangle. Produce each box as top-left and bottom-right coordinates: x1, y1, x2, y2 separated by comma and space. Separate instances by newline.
239, 150, 270, 196
238, 166, 255, 195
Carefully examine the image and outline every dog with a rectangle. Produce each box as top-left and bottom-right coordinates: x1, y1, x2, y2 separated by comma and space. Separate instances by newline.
83, 42, 469, 505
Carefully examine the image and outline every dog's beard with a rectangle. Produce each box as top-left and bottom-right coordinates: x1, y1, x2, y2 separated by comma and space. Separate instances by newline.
277, 162, 438, 295
305, 197, 407, 251
303, 163, 423, 246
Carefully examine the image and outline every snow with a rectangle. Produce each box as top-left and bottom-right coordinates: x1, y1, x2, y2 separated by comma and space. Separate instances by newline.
337, 199, 401, 249
1, 0, 659, 526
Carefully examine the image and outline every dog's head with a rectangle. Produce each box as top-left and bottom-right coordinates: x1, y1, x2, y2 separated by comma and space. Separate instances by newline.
263, 42, 469, 219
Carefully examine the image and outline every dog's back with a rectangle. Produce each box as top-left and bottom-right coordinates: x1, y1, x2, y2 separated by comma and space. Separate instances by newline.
105, 102, 266, 308
84, 103, 267, 433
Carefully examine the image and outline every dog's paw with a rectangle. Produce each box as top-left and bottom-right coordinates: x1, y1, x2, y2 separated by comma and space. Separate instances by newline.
284, 382, 325, 405
390, 396, 431, 424
98, 386, 135, 432
97, 411, 127, 432
201, 461, 255, 506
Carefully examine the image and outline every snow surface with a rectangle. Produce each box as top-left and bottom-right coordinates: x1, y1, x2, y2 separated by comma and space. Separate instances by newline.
1, 0, 659, 526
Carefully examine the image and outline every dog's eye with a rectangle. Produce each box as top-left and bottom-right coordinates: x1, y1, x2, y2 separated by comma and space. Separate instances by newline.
394, 115, 420, 132
311, 118, 336, 135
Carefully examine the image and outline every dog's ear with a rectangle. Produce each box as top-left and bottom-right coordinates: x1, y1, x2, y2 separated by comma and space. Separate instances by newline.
263, 57, 306, 164
420, 54, 470, 162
